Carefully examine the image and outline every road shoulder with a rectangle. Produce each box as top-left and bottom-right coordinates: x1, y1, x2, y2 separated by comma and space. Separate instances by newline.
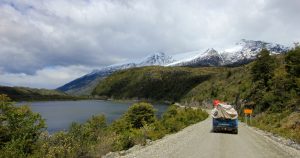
244, 123, 300, 157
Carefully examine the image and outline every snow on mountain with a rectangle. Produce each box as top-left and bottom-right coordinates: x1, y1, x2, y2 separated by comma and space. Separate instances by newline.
57, 39, 290, 95
84, 52, 173, 77
168, 39, 290, 67
220, 39, 290, 65
57, 52, 174, 94
137, 52, 175, 66
166, 50, 205, 66
167, 48, 222, 67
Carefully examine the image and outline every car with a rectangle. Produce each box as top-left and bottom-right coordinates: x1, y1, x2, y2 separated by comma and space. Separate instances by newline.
212, 118, 238, 134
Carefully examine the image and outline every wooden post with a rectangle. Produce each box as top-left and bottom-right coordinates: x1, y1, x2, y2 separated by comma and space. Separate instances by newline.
244, 109, 253, 125
249, 114, 252, 125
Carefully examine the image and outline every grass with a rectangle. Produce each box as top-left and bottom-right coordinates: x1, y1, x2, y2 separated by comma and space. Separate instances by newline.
251, 111, 300, 143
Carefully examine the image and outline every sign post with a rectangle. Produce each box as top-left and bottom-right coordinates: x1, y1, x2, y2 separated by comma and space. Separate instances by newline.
244, 109, 253, 125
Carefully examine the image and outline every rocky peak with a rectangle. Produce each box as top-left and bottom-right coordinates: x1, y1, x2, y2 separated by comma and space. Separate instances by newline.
138, 52, 174, 66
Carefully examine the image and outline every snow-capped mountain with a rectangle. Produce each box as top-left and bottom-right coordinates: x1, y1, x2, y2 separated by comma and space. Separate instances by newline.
167, 48, 222, 67
168, 39, 290, 67
57, 39, 290, 95
137, 52, 175, 66
220, 39, 290, 65
86, 52, 174, 77
57, 52, 174, 95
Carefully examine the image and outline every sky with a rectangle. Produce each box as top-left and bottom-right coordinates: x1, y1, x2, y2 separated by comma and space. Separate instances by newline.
0, 0, 299, 89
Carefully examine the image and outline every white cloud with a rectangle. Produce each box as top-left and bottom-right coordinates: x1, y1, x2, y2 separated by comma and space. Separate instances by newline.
0, 65, 93, 89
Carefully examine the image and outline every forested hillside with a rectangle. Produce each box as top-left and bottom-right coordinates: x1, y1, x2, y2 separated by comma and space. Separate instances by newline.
92, 47, 300, 142
93, 66, 227, 102
0, 86, 78, 101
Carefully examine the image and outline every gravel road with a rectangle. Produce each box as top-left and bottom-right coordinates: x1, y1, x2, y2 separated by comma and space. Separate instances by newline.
119, 117, 300, 158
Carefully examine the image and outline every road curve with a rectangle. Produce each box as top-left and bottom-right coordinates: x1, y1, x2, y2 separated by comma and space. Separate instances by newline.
121, 117, 300, 158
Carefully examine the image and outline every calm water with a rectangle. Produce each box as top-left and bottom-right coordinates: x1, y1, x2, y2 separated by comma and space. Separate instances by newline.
17, 100, 168, 133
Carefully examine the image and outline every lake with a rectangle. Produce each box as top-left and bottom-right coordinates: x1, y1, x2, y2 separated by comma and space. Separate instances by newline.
17, 100, 168, 133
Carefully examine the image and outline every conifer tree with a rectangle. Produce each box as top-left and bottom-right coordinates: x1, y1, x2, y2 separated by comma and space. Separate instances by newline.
251, 49, 276, 88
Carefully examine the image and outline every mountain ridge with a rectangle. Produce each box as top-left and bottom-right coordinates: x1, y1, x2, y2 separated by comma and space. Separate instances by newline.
0, 85, 77, 101
57, 39, 290, 95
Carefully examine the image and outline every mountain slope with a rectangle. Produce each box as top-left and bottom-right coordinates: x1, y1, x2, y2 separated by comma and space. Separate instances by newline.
167, 48, 223, 67
92, 47, 300, 143
0, 86, 76, 101
93, 66, 226, 101
57, 53, 174, 95
92, 66, 226, 101
220, 39, 289, 66
167, 39, 289, 67
183, 53, 300, 143
58, 39, 289, 96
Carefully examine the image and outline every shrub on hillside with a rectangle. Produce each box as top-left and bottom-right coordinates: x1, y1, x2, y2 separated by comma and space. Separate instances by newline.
1, 96, 208, 157
0, 94, 46, 158
285, 46, 300, 78
111, 103, 208, 151
251, 49, 276, 88
33, 114, 111, 157
124, 102, 156, 128
162, 105, 208, 133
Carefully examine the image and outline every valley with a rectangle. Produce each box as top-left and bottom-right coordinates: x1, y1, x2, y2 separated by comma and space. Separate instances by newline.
0, 41, 299, 157
1, 1, 299, 157
89, 48, 300, 143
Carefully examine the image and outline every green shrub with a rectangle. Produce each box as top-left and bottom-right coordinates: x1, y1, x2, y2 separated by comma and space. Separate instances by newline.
1, 138, 27, 158
143, 121, 167, 140
251, 49, 276, 87
285, 46, 300, 78
1, 95, 209, 157
0, 94, 46, 158
251, 111, 300, 143
84, 115, 107, 140
113, 131, 135, 151
110, 118, 132, 134
161, 105, 208, 133
163, 117, 185, 133
32, 114, 110, 157
124, 102, 156, 128
43, 132, 79, 158
111, 104, 208, 150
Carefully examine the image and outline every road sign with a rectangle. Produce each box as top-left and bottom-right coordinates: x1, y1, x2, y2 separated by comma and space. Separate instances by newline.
244, 109, 253, 114
244, 109, 253, 125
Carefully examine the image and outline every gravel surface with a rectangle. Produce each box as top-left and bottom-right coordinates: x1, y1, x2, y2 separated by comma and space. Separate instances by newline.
105, 117, 300, 158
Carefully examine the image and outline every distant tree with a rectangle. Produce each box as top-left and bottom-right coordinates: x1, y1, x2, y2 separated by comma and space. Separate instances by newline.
251, 49, 276, 88
285, 46, 300, 95
0, 94, 45, 157
285, 46, 300, 77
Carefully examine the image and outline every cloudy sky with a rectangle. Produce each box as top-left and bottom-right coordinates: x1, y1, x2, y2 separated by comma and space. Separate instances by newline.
0, 0, 299, 89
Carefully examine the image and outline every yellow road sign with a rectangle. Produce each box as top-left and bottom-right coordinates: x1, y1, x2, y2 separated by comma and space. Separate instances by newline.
244, 109, 253, 114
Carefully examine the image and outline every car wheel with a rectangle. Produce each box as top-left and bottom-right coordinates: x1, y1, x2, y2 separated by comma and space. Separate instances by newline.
233, 129, 238, 134
212, 128, 216, 133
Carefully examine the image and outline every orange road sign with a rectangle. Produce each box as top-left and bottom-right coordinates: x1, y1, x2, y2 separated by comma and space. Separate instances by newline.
244, 109, 253, 114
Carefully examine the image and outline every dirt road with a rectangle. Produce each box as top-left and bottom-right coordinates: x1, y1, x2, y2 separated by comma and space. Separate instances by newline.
120, 117, 300, 158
